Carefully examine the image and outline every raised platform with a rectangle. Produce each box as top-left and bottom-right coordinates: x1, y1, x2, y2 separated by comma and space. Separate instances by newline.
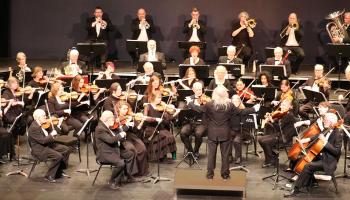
174, 168, 247, 199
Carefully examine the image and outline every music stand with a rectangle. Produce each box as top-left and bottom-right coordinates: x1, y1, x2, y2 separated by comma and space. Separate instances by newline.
325, 44, 350, 92
34, 91, 49, 109
219, 63, 245, 78
0, 71, 10, 80
204, 89, 213, 97
259, 64, 287, 80
178, 41, 207, 58
251, 85, 277, 101
264, 47, 275, 59
126, 40, 148, 66
301, 88, 327, 103
218, 46, 228, 57
177, 89, 194, 102
137, 61, 164, 77
77, 42, 107, 82
178, 64, 209, 79
76, 116, 96, 176
95, 78, 127, 91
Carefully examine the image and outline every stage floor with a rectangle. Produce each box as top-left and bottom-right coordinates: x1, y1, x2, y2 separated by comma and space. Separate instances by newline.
0, 132, 349, 200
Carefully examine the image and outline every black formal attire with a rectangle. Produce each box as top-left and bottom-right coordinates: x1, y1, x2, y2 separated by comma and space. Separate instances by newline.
95, 121, 126, 184
258, 112, 297, 165
293, 128, 342, 190
139, 52, 166, 69
0, 125, 14, 159
218, 56, 243, 64
60, 61, 87, 76
265, 57, 292, 78
207, 79, 234, 97
178, 79, 203, 90
180, 95, 207, 154
86, 16, 112, 41
183, 19, 206, 42
299, 77, 330, 119
131, 16, 155, 40
28, 121, 71, 179
343, 24, 350, 43
231, 22, 253, 65
103, 95, 123, 113
188, 101, 255, 178
12, 65, 31, 81
280, 22, 305, 74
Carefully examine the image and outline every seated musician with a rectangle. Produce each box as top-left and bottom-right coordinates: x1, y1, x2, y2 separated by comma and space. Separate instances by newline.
114, 101, 149, 177
143, 73, 176, 104
0, 108, 15, 160
60, 49, 86, 76
96, 61, 120, 80
129, 62, 155, 86
141, 91, 177, 163
208, 65, 234, 96
28, 66, 49, 89
3, 77, 31, 139
183, 45, 205, 66
235, 79, 256, 104
258, 99, 297, 168
218, 45, 243, 64
257, 71, 274, 87
139, 40, 166, 69
284, 112, 342, 197
13, 52, 31, 78
47, 82, 83, 136
103, 82, 124, 112
299, 64, 331, 120
178, 67, 201, 90
265, 47, 291, 78
280, 13, 305, 75
230, 94, 256, 164
271, 79, 297, 114
94, 110, 127, 190
28, 109, 71, 182
180, 82, 207, 159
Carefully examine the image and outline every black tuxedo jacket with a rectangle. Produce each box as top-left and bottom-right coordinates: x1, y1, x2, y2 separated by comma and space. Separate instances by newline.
280, 22, 304, 46
28, 121, 56, 161
131, 16, 155, 40
86, 16, 112, 41
183, 19, 206, 41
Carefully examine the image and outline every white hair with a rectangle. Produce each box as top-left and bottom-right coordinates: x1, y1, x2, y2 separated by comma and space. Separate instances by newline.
192, 81, 203, 89
147, 39, 156, 46
70, 49, 79, 56
274, 47, 283, 54
143, 61, 154, 70
325, 112, 338, 125
345, 64, 350, 74
33, 109, 46, 121
226, 45, 236, 54
100, 110, 114, 123
212, 85, 230, 110
314, 64, 324, 71
16, 52, 26, 61
214, 65, 227, 77
238, 11, 249, 19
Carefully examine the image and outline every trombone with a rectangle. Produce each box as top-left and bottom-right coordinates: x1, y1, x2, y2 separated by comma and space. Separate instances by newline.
280, 22, 299, 38
246, 19, 257, 29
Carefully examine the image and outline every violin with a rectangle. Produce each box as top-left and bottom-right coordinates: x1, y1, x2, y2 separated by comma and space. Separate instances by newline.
60, 91, 79, 101
196, 94, 211, 105
14, 86, 35, 96
41, 116, 59, 129
118, 92, 138, 101
81, 84, 100, 94
154, 102, 177, 115
0, 79, 6, 88
110, 112, 144, 129
237, 88, 255, 100
159, 86, 172, 97
261, 108, 290, 129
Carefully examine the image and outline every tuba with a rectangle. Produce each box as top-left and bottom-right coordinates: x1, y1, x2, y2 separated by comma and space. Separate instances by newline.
326, 9, 347, 43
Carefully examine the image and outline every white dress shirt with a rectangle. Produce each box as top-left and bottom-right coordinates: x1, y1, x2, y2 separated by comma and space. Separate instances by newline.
286, 28, 299, 46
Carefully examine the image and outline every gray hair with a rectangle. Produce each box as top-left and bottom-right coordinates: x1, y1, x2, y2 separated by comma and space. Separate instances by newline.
212, 85, 230, 110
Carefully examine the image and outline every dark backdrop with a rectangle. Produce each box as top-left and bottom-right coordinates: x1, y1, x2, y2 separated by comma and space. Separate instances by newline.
0, 0, 10, 57
9, 0, 349, 65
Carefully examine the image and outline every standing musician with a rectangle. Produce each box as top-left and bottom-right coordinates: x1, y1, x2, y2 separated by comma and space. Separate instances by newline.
139, 40, 166, 69
28, 66, 50, 89
235, 79, 256, 103
229, 94, 256, 164
280, 13, 305, 75
86, 6, 112, 42
299, 64, 331, 120
13, 52, 31, 81
28, 109, 71, 182
141, 91, 177, 162
183, 7, 206, 42
231, 11, 255, 66
183, 46, 205, 65
258, 99, 297, 168
47, 82, 83, 136
94, 110, 127, 190
114, 101, 149, 177
96, 61, 120, 80
284, 112, 342, 197
265, 47, 291, 78
131, 8, 154, 41
60, 49, 86, 76
178, 67, 201, 90
208, 66, 234, 96
180, 82, 207, 159
218, 45, 243, 64
186, 86, 260, 179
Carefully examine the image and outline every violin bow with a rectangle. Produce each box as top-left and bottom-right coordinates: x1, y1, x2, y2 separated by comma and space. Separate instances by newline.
239, 78, 256, 100
44, 100, 55, 131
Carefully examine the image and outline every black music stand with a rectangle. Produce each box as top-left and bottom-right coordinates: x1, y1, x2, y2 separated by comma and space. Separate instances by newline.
251, 86, 277, 101
77, 42, 107, 82
264, 47, 275, 59
220, 63, 245, 78
218, 46, 228, 57
178, 64, 209, 79
259, 64, 287, 80
325, 44, 350, 92
137, 61, 164, 77
133, 84, 147, 94
178, 41, 207, 58
95, 78, 127, 91
0, 71, 10, 80
301, 88, 327, 103
177, 89, 194, 102
204, 89, 213, 97
126, 40, 148, 67
34, 91, 49, 109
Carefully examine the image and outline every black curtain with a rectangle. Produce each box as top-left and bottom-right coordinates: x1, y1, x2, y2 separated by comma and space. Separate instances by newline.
0, 0, 10, 57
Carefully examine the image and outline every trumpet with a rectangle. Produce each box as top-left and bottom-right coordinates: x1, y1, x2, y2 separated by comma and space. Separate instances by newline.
280, 22, 299, 38
140, 18, 150, 29
246, 19, 257, 28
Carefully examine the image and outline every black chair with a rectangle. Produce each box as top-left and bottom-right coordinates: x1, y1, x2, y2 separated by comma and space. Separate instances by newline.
54, 135, 81, 162
313, 172, 338, 193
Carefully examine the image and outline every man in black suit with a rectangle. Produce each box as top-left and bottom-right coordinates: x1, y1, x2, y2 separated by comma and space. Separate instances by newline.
131, 8, 154, 41
186, 86, 259, 179
28, 109, 71, 182
280, 13, 305, 74
183, 7, 206, 42
284, 112, 343, 197
86, 6, 112, 41
60, 49, 86, 76
265, 47, 291, 78
95, 111, 128, 190
139, 40, 166, 69
218, 45, 243, 64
